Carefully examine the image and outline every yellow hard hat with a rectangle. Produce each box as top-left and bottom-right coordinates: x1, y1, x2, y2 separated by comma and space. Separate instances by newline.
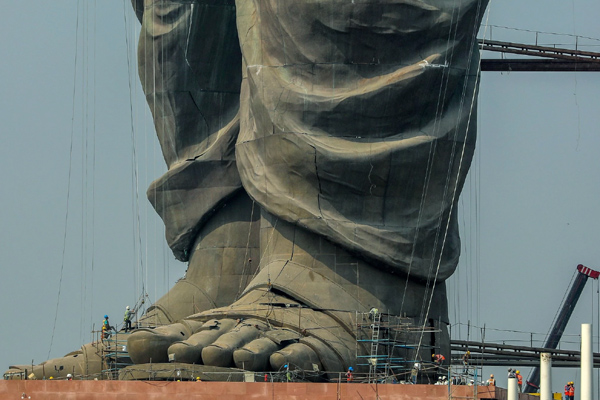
516, 370, 520, 374
49, 376, 53, 380
466, 351, 470, 354
432, 354, 435, 357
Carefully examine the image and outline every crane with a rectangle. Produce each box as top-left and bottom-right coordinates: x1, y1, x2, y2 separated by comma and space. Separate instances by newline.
523, 264, 600, 393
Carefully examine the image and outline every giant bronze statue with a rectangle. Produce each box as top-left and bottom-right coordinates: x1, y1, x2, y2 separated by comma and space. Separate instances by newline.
7, 0, 488, 379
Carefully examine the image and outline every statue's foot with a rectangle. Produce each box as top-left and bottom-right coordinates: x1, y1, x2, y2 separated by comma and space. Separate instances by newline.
128, 287, 353, 374
127, 214, 452, 379
5, 342, 104, 380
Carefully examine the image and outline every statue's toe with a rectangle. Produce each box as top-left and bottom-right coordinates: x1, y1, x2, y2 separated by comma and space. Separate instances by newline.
167, 318, 238, 364
127, 322, 201, 364
233, 338, 281, 371
201, 320, 266, 367
269, 342, 322, 372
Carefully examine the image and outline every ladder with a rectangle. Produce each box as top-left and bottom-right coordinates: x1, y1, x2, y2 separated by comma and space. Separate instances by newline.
368, 312, 381, 382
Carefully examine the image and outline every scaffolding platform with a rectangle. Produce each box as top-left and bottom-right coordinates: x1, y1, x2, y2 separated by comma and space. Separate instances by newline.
354, 311, 440, 383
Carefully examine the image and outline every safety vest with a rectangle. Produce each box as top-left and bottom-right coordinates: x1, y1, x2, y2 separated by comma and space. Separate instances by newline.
103, 319, 109, 330
564, 384, 570, 396
516, 374, 522, 385
124, 310, 131, 322
568, 385, 575, 396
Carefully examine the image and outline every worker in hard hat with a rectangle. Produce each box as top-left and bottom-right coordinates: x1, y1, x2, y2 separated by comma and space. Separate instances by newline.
368, 307, 379, 321
486, 374, 495, 386
462, 350, 471, 373
284, 364, 291, 382
346, 366, 354, 382
515, 370, 522, 392
410, 362, 420, 384
102, 315, 113, 340
123, 306, 136, 332
196, 377, 202, 382
564, 381, 575, 400
66, 373, 73, 381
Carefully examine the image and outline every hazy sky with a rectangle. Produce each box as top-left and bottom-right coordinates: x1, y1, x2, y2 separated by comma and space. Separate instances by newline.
1, 0, 599, 394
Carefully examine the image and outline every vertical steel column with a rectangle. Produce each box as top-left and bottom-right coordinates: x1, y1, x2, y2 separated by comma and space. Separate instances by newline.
539, 353, 552, 400
508, 377, 518, 400
581, 323, 593, 400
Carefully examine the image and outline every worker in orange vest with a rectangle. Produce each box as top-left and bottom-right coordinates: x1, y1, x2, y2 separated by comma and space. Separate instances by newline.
564, 381, 575, 400
432, 353, 445, 374
432, 354, 445, 365
515, 370, 523, 392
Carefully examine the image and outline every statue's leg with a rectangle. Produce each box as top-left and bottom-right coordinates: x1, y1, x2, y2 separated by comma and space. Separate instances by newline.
137, 192, 259, 326
127, 210, 450, 378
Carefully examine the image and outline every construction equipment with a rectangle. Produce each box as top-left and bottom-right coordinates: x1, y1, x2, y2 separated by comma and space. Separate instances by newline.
524, 264, 600, 393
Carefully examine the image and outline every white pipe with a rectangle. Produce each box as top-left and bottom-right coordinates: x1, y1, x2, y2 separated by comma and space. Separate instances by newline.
507, 377, 518, 400
581, 323, 593, 400
540, 352, 552, 400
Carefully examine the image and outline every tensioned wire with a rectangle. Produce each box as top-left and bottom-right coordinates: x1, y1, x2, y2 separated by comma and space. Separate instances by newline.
377, 0, 484, 366
123, 0, 149, 322
384, 0, 475, 363
414, 0, 491, 360
404, 0, 464, 359
398, 0, 464, 319
48, 0, 82, 360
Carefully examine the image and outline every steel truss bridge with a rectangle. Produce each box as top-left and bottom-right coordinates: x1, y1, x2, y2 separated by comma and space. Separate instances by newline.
479, 39, 600, 71
451, 339, 600, 367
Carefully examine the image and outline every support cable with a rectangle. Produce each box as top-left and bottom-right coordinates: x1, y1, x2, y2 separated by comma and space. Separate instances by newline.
48, 0, 81, 360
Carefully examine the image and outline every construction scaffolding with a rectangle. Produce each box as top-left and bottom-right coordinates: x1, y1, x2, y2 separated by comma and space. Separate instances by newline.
355, 311, 440, 383
94, 330, 134, 380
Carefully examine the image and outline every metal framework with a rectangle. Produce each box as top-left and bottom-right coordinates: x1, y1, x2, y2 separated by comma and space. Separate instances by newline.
354, 311, 439, 383
479, 39, 600, 71
451, 339, 600, 368
98, 331, 133, 380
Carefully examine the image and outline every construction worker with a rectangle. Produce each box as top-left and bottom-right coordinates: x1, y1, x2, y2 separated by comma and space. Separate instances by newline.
102, 315, 113, 340
432, 353, 445, 364
564, 381, 575, 400
123, 306, 135, 332
462, 350, 471, 372
368, 307, 379, 321
346, 366, 354, 382
486, 374, 495, 386
515, 370, 523, 392
410, 363, 420, 384
432, 353, 445, 375
66, 373, 73, 381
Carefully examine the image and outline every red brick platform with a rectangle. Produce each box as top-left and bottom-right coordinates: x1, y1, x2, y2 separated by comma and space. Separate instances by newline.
0, 381, 539, 400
